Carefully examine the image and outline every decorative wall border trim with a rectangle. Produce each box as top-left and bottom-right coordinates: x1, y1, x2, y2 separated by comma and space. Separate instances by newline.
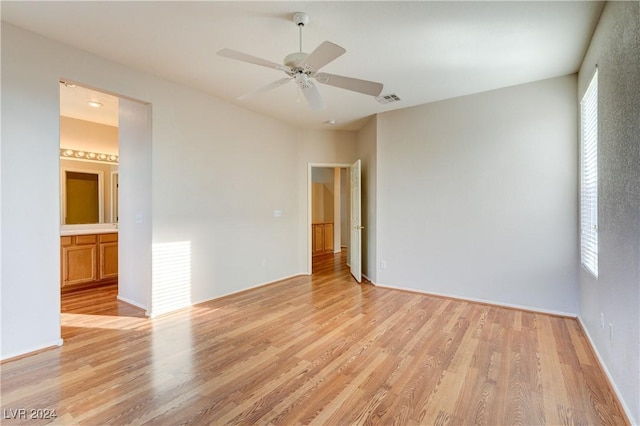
60, 148, 118, 164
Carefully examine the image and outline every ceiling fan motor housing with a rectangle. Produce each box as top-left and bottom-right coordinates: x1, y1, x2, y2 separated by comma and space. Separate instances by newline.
284, 52, 309, 70
292, 12, 309, 27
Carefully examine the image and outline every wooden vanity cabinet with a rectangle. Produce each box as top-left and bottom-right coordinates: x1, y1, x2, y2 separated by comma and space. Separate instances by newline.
312, 223, 334, 256
61, 233, 118, 291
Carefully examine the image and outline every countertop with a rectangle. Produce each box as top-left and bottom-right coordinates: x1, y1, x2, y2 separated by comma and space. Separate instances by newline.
60, 224, 118, 236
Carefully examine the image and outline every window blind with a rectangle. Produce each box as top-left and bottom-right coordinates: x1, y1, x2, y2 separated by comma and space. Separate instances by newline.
580, 69, 598, 277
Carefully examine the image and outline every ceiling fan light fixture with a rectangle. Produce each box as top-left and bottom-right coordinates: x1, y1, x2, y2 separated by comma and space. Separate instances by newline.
284, 52, 308, 69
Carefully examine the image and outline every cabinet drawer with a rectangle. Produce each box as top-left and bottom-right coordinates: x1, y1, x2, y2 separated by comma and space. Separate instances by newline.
99, 233, 118, 243
61, 236, 72, 246
75, 234, 97, 245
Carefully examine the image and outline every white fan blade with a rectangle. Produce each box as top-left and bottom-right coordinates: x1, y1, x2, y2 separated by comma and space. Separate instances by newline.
237, 78, 292, 100
217, 48, 291, 73
300, 80, 325, 111
315, 72, 383, 96
299, 41, 346, 73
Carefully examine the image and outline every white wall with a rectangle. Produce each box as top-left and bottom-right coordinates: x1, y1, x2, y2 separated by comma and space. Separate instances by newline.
376, 76, 579, 314
59, 116, 118, 155
311, 168, 334, 224
0, 23, 308, 358
118, 99, 152, 311
578, 2, 640, 423
356, 116, 377, 282
1, 24, 63, 358
149, 82, 300, 309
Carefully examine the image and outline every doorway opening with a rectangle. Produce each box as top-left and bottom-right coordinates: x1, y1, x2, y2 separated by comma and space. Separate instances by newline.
58, 81, 151, 336
308, 161, 362, 281
59, 82, 120, 301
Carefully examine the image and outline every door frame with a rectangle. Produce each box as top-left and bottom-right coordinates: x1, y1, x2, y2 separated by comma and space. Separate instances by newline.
307, 162, 352, 275
111, 171, 119, 223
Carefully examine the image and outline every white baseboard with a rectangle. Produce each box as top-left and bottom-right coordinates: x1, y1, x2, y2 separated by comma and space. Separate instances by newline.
372, 283, 577, 318
577, 316, 636, 425
117, 295, 148, 312
362, 273, 375, 284
131, 274, 308, 318
1, 338, 63, 362
146, 302, 191, 319
190, 273, 306, 307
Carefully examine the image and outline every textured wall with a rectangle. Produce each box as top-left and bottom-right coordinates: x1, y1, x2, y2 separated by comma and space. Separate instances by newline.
578, 2, 640, 423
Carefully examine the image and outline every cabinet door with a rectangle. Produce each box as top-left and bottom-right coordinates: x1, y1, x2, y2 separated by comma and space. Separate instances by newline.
313, 224, 324, 254
99, 242, 118, 280
62, 244, 97, 288
324, 223, 334, 253
311, 224, 317, 255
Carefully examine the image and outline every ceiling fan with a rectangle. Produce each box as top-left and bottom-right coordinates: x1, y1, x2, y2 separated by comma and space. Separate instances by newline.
217, 12, 383, 111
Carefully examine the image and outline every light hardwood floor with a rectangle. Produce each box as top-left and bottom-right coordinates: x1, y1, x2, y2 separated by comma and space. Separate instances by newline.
1, 251, 629, 425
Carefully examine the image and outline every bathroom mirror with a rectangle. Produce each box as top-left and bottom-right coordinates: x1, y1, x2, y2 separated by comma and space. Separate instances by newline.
60, 158, 118, 224
65, 170, 101, 224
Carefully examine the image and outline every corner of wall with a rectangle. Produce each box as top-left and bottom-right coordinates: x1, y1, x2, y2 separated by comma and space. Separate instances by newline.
576, 2, 640, 423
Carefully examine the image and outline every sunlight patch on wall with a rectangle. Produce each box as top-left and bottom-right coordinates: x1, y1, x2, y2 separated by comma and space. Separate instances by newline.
152, 241, 192, 316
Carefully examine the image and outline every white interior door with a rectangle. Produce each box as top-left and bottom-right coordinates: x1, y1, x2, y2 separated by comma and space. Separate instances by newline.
350, 159, 362, 282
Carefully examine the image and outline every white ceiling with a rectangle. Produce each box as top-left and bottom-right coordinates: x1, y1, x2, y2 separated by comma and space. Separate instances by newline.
2, 1, 604, 131
60, 82, 119, 127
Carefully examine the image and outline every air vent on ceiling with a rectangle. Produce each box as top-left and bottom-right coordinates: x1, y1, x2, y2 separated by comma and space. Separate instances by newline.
375, 93, 402, 104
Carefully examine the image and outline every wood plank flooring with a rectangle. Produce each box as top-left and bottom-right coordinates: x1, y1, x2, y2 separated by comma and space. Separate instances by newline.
1, 251, 628, 425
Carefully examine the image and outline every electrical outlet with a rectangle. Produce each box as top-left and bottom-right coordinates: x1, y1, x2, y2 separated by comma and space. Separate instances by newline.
600, 313, 605, 330
379, 260, 387, 270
